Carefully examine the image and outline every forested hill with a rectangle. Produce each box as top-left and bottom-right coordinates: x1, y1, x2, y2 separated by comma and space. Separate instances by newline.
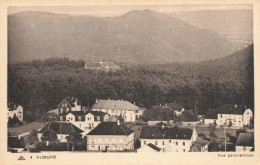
8, 10, 238, 64
8, 45, 254, 122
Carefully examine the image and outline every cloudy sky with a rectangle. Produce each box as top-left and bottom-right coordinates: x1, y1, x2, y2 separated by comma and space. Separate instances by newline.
8, 5, 252, 17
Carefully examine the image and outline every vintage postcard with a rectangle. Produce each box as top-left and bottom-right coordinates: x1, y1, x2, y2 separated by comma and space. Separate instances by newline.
0, 0, 259, 164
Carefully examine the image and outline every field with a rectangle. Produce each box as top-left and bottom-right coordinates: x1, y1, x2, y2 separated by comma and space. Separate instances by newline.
8, 122, 45, 136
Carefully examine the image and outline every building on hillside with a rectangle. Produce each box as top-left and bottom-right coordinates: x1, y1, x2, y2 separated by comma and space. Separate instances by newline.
85, 62, 120, 71
38, 121, 83, 142
86, 121, 134, 152
57, 97, 81, 114
92, 99, 145, 122
190, 137, 210, 152
217, 105, 253, 127
7, 102, 23, 122
139, 125, 198, 152
58, 111, 106, 135
204, 109, 218, 125
236, 133, 254, 152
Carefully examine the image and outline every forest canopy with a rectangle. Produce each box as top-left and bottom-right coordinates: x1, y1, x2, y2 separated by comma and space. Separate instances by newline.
8, 45, 254, 122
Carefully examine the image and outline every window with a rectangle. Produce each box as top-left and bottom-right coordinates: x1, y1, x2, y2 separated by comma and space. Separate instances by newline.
144, 141, 146, 145
155, 141, 157, 145
97, 116, 100, 121
60, 117, 63, 120
243, 146, 246, 151
176, 142, 178, 146
169, 140, 171, 143
183, 142, 185, 146
162, 141, 164, 145
78, 116, 81, 121
221, 114, 222, 118
183, 149, 185, 152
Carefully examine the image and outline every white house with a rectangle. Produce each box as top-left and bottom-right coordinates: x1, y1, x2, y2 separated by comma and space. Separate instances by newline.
216, 105, 253, 127
58, 111, 106, 135
8, 103, 23, 122
37, 121, 83, 142
204, 109, 218, 125
86, 121, 134, 152
236, 133, 254, 152
139, 125, 198, 152
57, 97, 81, 114
92, 99, 145, 122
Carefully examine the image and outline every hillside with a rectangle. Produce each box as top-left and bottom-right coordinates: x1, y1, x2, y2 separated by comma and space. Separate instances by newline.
170, 10, 253, 45
8, 10, 239, 64
8, 45, 254, 121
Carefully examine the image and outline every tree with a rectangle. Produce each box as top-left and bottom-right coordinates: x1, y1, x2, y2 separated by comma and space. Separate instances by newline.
27, 130, 38, 145
209, 124, 217, 141
236, 128, 246, 137
66, 133, 82, 151
249, 116, 254, 129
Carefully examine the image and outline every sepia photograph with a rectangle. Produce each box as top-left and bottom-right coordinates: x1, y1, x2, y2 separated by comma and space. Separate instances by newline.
6, 4, 255, 154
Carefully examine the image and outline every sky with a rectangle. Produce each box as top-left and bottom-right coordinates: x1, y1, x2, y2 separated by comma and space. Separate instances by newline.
8, 5, 252, 17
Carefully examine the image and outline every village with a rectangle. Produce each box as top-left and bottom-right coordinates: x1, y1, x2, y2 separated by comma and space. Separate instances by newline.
8, 96, 254, 153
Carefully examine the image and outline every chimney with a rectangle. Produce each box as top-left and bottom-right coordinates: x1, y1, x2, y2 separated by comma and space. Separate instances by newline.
85, 63, 87, 68
108, 98, 110, 100
96, 99, 98, 104
165, 103, 168, 106
235, 104, 238, 108
100, 61, 103, 64
134, 102, 135, 106
117, 119, 120, 126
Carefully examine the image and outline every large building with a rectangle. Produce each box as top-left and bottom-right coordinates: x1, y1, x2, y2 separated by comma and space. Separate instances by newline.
58, 111, 106, 134
92, 99, 145, 122
203, 105, 253, 127
236, 133, 254, 152
86, 121, 134, 152
85, 62, 120, 72
58, 97, 81, 114
139, 125, 198, 152
8, 102, 23, 122
38, 121, 83, 142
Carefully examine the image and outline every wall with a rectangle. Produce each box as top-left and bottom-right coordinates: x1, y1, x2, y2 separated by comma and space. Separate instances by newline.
86, 133, 134, 151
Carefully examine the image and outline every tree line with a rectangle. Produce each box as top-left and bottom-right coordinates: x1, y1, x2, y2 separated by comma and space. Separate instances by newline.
8, 54, 254, 122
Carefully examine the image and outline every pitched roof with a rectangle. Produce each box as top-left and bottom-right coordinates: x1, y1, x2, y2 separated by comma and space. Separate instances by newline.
38, 122, 83, 134
92, 99, 140, 111
204, 109, 219, 119
236, 133, 254, 147
8, 137, 25, 148
218, 104, 247, 115
140, 126, 193, 139
87, 122, 134, 136
147, 143, 161, 151
85, 62, 120, 70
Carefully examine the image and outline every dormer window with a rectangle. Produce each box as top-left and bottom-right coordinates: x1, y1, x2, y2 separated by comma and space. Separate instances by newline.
97, 116, 100, 121
60, 116, 63, 121
78, 116, 81, 121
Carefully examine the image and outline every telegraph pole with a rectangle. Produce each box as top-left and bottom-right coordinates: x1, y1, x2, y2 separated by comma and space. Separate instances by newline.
224, 126, 226, 152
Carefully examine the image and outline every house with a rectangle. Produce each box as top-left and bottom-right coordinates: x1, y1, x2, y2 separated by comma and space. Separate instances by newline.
190, 137, 210, 152
8, 136, 26, 153
204, 109, 218, 125
92, 99, 145, 122
139, 125, 198, 152
236, 133, 254, 152
58, 111, 106, 135
85, 62, 120, 71
137, 143, 162, 152
7, 102, 23, 122
57, 97, 81, 114
38, 121, 83, 142
86, 121, 134, 152
168, 102, 185, 117
217, 105, 253, 127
